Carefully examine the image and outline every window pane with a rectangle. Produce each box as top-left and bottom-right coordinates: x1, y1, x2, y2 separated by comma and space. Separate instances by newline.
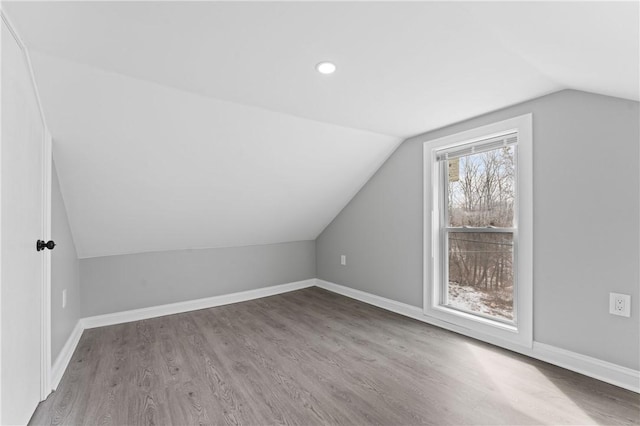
447, 146, 515, 227
446, 232, 513, 321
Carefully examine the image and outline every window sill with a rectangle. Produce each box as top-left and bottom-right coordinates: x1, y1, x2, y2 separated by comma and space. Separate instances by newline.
424, 302, 531, 349
429, 304, 518, 333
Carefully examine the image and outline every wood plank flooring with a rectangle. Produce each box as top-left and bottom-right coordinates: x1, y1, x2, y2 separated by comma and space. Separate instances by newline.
30, 287, 639, 425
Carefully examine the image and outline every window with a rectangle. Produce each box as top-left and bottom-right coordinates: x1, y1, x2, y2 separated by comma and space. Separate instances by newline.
424, 114, 532, 348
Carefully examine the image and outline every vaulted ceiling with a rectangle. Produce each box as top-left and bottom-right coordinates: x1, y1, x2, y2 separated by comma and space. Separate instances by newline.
4, 1, 638, 258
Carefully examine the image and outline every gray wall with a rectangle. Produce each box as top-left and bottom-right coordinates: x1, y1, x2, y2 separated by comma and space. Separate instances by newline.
51, 161, 81, 362
80, 240, 316, 317
316, 90, 639, 370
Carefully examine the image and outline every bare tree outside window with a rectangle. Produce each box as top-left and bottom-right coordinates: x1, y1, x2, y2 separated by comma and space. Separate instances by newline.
445, 145, 515, 321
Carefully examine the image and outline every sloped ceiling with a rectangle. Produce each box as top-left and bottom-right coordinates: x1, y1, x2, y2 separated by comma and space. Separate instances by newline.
3, 1, 638, 258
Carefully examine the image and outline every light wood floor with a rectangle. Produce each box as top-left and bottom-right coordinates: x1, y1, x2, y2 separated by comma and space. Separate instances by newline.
31, 287, 639, 425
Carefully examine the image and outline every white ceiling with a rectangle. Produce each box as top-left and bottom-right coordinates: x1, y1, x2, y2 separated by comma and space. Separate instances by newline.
27, 51, 398, 258
3, 1, 638, 258
7, 1, 639, 137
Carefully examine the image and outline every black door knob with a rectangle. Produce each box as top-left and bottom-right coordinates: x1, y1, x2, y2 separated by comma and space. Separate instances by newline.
36, 240, 56, 252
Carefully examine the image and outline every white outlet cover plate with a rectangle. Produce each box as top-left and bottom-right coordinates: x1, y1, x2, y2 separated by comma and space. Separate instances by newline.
609, 292, 631, 317
340, 255, 346, 266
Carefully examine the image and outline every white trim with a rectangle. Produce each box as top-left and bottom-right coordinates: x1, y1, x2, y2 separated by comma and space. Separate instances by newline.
423, 114, 533, 349
316, 279, 425, 320
316, 279, 528, 353
40, 130, 52, 400
532, 342, 640, 393
1, 9, 53, 401
82, 279, 316, 329
50, 321, 83, 390
52, 279, 315, 389
315, 279, 639, 393
0, 8, 4, 421
35, 279, 640, 396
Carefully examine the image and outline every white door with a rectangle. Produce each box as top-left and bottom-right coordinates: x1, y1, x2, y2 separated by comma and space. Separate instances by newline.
1, 19, 47, 425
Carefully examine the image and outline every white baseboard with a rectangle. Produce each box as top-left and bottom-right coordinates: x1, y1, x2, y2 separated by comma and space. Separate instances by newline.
81, 279, 315, 329
315, 279, 639, 393
315, 278, 425, 319
51, 278, 639, 395
51, 320, 84, 390
532, 342, 639, 393
315, 279, 522, 350
51, 279, 315, 390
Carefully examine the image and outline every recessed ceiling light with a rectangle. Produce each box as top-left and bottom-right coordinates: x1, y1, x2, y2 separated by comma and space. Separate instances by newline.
316, 61, 336, 75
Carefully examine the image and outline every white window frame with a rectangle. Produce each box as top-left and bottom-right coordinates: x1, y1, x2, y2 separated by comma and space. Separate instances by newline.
423, 114, 533, 349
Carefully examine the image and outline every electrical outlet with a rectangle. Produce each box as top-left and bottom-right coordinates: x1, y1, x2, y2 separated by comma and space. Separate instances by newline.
340, 255, 346, 266
62, 289, 67, 309
609, 293, 630, 317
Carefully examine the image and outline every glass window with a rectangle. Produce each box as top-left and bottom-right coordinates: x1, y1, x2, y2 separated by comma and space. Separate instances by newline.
424, 114, 532, 349
441, 143, 516, 323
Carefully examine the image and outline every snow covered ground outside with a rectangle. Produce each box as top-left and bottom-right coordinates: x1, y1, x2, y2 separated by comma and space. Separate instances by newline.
446, 282, 513, 320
